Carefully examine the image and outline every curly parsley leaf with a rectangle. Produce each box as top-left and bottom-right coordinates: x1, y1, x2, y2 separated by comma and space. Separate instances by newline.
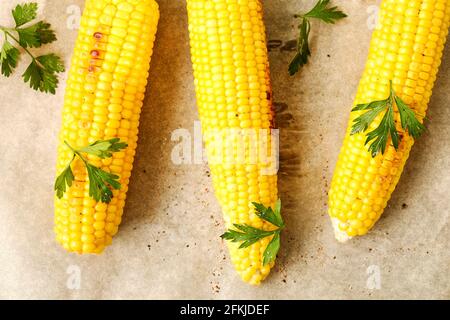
289, 0, 347, 75
22, 61, 52, 93
304, 0, 348, 23
395, 96, 426, 139
253, 199, 284, 228
288, 19, 311, 76
263, 232, 281, 266
12, 2, 38, 27
0, 2, 62, 94
54, 155, 75, 199
37, 53, 65, 72
351, 99, 389, 135
55, 140, 128, 203
86, 164, 122, 203
221, 201, 284, 266
17, 21, 56, 48
221, 224, 276, 249
79, 138, 128, 159
365, 104, 399, 157
351, 81, 425, 157
22, 54, 64, 94
0, 41, 20, 77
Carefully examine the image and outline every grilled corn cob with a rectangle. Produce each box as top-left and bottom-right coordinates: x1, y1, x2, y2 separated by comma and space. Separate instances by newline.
328, 0, 450, 241
187, 0, 279, 285
54, 0, 159, 253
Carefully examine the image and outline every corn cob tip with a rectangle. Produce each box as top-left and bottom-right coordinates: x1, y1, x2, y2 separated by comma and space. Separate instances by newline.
331, 218, 352, 243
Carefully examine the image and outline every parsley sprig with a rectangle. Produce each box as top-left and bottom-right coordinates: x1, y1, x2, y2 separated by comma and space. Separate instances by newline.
0, 2, 64, 94
289, 0, 347, 75
221, 200, 284, 266
55, 139, 128, 203
351, 81, 426, 157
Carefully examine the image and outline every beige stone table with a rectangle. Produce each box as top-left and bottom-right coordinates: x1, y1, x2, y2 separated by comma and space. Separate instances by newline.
0, 0, 448, 299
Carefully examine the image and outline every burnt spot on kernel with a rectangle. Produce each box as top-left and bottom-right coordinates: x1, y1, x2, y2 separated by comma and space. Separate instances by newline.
90, 50, 100, 58
93, 32, 103, 40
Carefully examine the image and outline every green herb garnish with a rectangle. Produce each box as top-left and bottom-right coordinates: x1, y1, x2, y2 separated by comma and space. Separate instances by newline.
351, 80, 425, 157
289, 0, 347, 75
0, 2, 64, 94
55, 139, 128, 203
221, 200, 284, 266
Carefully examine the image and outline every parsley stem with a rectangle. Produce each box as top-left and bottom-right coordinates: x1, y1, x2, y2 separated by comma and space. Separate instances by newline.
3, 30, 36, 61
0, 26, 15, 32
64, 140, 77, 153
2, 29, 47, 70
64, 140, 89, 166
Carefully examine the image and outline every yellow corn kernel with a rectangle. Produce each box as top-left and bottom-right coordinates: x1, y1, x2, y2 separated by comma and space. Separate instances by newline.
187, 0, 278, 285
329, 0, 450, 241
54, 0, 159, 254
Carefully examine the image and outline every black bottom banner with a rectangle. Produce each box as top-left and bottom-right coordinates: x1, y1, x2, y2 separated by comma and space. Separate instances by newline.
0, 300, 445, 318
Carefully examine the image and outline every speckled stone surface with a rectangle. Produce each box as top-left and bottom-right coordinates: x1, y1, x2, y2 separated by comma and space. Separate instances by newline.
0, 0, 448, 299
